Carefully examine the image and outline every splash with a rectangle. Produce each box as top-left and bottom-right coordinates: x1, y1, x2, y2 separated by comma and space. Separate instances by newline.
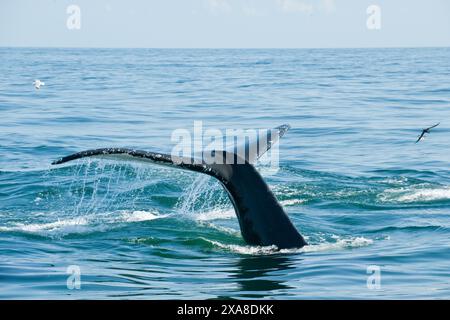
175, 174, 231, 218
176, 175, 211, 215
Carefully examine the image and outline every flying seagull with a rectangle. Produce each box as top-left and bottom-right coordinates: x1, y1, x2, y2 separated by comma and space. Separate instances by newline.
33, 79, 45, 90
416, 123, 440, 143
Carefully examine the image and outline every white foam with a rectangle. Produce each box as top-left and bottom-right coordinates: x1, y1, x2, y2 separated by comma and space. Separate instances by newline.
0, 217, 91, 236
280, 199, 305, 206
397, 188, 450, 202
0, 210, 166, 237
194, 208, 235, 221
120, 210, 166, 222
207, 240, 279, 255
380, 187, 450, 203
381, 176, 409, 185
298, 236, 373, 253
33, 197, 43, 204
207, 236, 373, 255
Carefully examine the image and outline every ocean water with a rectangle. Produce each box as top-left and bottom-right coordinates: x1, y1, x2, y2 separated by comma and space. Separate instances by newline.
0, 47, 449, 299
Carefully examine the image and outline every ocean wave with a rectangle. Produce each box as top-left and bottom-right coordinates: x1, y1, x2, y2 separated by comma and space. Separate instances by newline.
367, 225, 445, 233
379, 187, 450, 203
397, 188, 450, 203
0, 210, 166, 237
0, 216, 94, 236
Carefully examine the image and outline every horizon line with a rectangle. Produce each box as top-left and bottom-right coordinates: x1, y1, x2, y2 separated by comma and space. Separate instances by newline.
1, 45, 450, 50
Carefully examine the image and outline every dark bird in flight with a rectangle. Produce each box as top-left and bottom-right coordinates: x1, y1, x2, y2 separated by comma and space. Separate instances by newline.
416, 123, 440, 143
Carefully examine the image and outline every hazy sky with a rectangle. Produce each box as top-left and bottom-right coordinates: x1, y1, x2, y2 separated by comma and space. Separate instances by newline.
1, 0, 450, 48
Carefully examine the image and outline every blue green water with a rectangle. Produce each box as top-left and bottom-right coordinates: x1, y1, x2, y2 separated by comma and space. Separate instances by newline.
0, 48, 449, 299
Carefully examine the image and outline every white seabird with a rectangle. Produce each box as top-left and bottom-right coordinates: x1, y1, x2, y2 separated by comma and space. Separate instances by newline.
33, 79, 45, 90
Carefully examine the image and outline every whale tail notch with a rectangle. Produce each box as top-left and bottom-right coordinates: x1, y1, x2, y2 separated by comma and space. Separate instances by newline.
51, 124, 307, 249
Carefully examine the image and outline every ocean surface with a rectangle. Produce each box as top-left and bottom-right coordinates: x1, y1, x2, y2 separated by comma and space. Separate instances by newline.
0, 47, 449, 299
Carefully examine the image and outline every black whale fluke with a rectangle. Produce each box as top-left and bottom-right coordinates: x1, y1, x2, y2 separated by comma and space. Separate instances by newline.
51, 124, 307, 249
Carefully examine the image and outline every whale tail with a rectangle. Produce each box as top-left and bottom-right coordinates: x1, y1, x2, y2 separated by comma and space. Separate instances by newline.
52, 124, 307, 249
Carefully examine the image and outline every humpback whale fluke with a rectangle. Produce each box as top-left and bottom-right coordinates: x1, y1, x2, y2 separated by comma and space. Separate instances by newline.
52, 124, 307, 250
416, 122, 440, 143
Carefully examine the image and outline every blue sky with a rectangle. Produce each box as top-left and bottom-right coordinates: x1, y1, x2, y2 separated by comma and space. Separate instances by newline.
1, 0, 449, 48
